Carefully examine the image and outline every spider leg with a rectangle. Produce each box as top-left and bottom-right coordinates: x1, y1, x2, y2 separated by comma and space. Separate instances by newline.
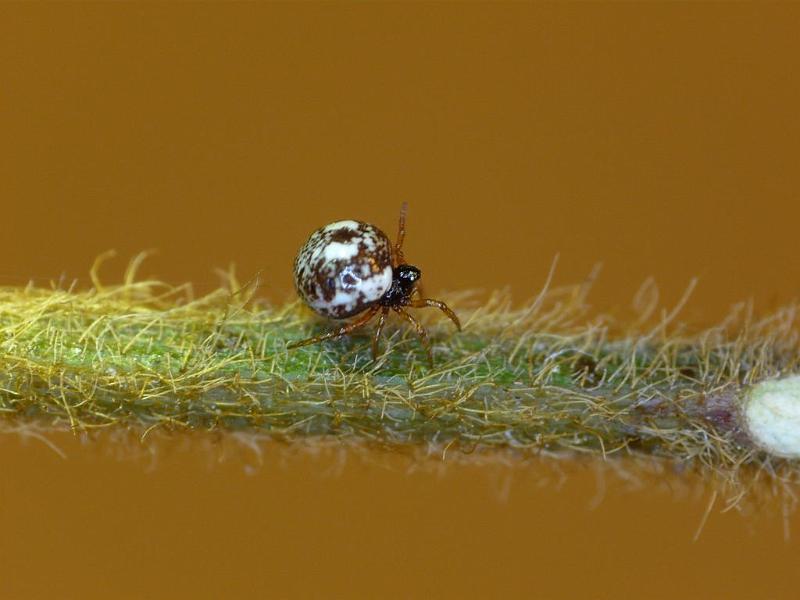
287, 306, 380, 350
393, 201, 408, 267
371, 307, 390, 360
409, 298, 462, 331
394, 307, 433, 366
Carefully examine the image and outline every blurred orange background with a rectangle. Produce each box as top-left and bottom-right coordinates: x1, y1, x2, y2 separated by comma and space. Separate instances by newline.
1, 3, 799, 598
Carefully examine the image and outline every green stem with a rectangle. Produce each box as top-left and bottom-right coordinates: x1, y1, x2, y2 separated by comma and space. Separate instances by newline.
1, 272, 799, 482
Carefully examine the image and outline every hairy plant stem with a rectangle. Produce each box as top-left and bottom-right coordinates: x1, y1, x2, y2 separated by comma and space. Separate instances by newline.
1, 266, 799, 491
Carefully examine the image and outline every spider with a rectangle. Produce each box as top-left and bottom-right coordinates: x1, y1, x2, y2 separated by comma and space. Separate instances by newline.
288, 203, 461, 363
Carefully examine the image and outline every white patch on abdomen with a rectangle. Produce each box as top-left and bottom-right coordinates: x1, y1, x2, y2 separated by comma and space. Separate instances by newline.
310, 264, 392, 317
323, 241, 361, 262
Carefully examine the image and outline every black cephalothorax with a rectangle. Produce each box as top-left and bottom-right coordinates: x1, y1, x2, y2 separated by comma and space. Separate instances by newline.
379, 264, 421, 308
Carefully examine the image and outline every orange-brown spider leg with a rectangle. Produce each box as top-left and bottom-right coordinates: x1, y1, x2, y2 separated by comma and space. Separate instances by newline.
409, 298, 462, 331
371, 307, 390, 359
393, 201, 408, 267
287, 306, 380, 350
394, 307, 433, 365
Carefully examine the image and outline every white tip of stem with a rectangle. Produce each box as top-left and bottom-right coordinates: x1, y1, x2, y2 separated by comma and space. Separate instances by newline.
745, 375, 800, 459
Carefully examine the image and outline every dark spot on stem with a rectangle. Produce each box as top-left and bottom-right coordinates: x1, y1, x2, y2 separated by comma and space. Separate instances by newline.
573, 354, 600, 387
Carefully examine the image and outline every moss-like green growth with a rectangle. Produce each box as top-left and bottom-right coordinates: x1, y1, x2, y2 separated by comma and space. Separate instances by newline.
1, 255, 799, 497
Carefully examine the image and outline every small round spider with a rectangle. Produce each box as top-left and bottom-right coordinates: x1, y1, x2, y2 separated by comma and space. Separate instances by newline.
288, 203, 461, 363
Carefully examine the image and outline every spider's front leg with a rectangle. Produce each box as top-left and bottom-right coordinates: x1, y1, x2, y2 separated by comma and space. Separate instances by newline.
393, 202, 409, 267
371, 307, 390, 360
410, 298, 462, 331
394, 307, 433, 366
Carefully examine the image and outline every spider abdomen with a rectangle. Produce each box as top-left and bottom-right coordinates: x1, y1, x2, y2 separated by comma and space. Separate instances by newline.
293, 220, 393, 319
